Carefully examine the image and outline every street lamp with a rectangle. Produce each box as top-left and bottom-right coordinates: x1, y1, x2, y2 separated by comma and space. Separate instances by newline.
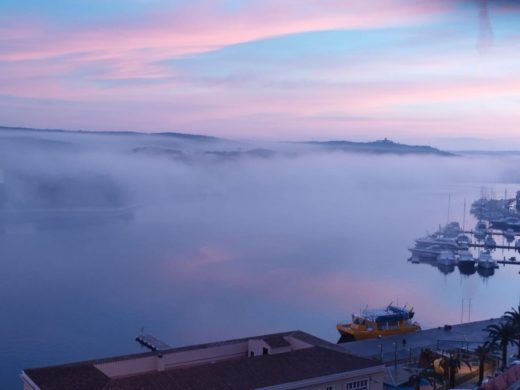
393, 342, 397, 369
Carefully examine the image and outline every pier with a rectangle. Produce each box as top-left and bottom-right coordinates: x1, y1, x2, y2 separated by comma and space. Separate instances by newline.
469, 243, 517, 250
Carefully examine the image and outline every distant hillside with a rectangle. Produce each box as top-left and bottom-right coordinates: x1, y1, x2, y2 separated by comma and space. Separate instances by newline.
305, 138, 455, 156
0, 125, 220, 143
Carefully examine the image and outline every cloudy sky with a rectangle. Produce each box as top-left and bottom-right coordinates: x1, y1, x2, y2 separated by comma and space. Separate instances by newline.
1, 0, 519, 143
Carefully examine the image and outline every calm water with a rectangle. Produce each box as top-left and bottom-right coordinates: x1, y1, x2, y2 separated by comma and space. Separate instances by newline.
2, 132, 520, 388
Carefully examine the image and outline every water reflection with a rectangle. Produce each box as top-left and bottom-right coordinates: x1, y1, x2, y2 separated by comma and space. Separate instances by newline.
437, 263, 455, 275
477, 267, 495, 278
458, 263, 477, 276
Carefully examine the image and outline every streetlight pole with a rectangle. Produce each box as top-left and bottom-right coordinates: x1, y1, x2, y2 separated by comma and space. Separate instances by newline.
394, 342, 397, 369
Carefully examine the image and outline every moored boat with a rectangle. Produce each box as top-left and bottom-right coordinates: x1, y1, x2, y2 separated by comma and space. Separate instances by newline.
504, 229, 515, 243
437, 250, 456, 266
457, 250, 475, 274
484, 235, 496, 249
336, 305, 421, 341
477, 250, 496, 269
474, 221, 487, 241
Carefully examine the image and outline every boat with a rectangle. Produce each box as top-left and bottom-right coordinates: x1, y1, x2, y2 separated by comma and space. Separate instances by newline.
456, 234, 471, 249
437, 250, 456, 266
457, 250, 475, 274
504, 229, 515, 243
477, 266, 495, 278
442, 222, 461, 237
477, 250, 496, 269
437, 263, 455, 275
474, 221, 487, 241
484, 235, 496, 249
414, 235, 459, 250
458, 250, 474, 265
408, 244, 444, 259
336, 305, 421, 341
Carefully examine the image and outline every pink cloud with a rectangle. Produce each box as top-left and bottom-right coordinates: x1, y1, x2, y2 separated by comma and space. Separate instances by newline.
0, 0, 443, 77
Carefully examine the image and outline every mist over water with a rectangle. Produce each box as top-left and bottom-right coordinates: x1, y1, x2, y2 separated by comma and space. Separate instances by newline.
1, 128, 520, 388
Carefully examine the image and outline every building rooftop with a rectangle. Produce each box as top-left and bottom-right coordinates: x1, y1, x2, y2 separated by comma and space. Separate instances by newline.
23, 330, 383, 390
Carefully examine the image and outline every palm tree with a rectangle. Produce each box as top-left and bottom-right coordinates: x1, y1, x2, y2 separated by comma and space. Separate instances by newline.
409, 368, 443, 390
439, 353, 472, 389
505, 305, 520, 358
474, 341, 495, 386
486, 322, 515, 370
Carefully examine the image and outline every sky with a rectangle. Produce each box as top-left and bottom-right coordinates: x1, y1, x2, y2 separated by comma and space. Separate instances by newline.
1, 0, 519, 144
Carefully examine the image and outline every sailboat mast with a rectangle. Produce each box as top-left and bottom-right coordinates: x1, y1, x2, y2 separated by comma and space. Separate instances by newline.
447, 194, 451, 224
463, 198, 466, 231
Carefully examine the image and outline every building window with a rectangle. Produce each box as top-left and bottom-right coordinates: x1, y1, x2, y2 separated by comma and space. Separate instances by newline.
345, 379, 368, 390
326, 386, 335, 390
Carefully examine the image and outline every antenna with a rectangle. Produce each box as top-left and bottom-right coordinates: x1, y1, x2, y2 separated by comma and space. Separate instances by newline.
468, 298, 472, 322
461, 299, 464, 324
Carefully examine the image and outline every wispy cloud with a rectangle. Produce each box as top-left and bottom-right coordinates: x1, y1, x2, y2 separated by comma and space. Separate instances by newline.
1, 0, 519, 139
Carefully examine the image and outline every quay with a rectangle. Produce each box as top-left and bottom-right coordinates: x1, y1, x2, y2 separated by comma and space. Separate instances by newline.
339, 318, 504, 388
339, 318, 501, 364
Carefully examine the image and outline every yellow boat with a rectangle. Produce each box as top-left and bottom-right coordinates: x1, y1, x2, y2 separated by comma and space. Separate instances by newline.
337, 305, 421, 341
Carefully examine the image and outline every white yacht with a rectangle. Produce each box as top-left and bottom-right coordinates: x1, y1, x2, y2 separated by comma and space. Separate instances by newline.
456, 234, 471, 249
474, 221, 487, 240
437, 250, 456, 266
484, 235, 496, 248
457, 250, 475, 267
504, 229, 515, 243
477, 251, 496, 269
409, 244, 444, 259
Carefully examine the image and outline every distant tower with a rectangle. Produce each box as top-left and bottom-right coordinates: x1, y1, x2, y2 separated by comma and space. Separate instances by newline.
516, 191, 520, 211
477, 0, 494, 54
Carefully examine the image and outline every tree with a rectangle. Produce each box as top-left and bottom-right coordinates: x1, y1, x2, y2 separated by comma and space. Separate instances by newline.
439, 353, 472, 389
409, 368, 443, 390
486, 322, 515, 370
505, 305, 520, 358
474, 341, 495, 386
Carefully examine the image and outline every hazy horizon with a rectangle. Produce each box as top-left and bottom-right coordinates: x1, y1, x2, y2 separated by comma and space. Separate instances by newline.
3, 124, 520, 152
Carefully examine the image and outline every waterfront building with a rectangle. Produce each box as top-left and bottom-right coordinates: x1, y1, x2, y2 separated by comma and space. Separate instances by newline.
21, 330, 385, 390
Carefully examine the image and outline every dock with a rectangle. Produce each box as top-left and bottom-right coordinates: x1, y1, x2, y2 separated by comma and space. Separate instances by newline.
135, 334, 172, 351
468, 242, 518, 251
461, 229, 517, 236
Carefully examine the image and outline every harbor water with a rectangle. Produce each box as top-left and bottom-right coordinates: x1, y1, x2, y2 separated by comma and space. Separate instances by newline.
2, 145, 520, 388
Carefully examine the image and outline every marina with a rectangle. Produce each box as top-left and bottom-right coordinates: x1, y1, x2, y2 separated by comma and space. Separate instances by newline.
408, 192, 520, 277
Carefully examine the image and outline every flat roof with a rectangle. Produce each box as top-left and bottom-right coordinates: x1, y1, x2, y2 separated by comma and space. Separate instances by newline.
24, 330, 382, 390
